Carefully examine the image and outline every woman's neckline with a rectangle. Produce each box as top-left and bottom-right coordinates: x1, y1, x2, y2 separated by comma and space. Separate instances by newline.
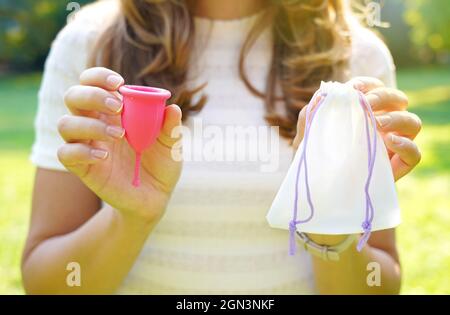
193, 8, 266, 24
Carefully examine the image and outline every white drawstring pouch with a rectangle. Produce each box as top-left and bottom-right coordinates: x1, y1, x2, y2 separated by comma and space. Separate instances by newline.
266, 81, 401, 252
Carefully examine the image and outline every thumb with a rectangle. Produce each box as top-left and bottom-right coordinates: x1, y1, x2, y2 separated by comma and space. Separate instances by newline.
157, 104, 182, 148
292, 94, 325, 150
292, 106, 307, 150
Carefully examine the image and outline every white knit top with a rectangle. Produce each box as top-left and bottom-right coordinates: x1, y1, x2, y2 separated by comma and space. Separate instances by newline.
31, 0, 396, 294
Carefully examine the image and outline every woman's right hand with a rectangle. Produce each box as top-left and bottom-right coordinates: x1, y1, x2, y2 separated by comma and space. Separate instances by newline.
58, 67, 182, 223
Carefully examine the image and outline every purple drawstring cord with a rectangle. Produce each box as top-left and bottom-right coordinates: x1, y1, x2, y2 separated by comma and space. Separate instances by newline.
289, 90, 327, 255
356, 91, 377, 252
289, 88, 378, 255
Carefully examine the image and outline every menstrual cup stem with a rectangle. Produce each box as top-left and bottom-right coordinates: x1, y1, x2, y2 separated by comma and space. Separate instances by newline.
132, 152, 142, 187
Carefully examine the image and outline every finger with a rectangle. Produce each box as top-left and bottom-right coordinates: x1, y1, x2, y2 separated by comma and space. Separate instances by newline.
366, 87, 408, 112
57, 115, 125, 143
79, 67, 124, 91
383, 134, 421, 180
64, 85, 123, 115
293, 106, 307, 150
292, 93, 324, 150
57, 143, 108, 177
376, 111, 422, 138
157, 104, 183, 149
349, 76, 385, 93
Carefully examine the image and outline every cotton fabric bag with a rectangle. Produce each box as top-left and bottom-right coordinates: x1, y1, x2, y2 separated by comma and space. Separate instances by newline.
266, 81, 400, 253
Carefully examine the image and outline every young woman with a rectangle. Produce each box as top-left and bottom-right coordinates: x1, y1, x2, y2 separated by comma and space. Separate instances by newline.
22, 0, 422, 294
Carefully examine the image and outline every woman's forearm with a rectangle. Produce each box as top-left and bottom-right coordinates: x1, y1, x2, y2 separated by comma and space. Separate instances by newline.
309, 234, 401, 294
22, 205, 155, 294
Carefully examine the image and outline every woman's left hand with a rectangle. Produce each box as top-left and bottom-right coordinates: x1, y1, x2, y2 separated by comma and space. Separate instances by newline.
294, 76, 422, 181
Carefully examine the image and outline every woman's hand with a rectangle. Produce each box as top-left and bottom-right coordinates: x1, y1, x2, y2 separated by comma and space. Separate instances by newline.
294, 79, 409, 294
58, 67, 182, 223
294, 76, 422, 181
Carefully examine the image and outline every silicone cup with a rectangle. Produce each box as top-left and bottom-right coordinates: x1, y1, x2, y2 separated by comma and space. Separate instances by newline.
119, 85, 171, 187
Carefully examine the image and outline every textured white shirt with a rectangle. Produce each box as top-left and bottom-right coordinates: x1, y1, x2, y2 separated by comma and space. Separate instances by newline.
31, 0, 396, 294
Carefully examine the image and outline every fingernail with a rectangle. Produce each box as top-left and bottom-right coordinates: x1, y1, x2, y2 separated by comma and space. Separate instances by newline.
105, 97, 122, 113
391, 134, 404, 146
106, 75, 123, 89
376, 115, 391, 128
91, 149, 108, 160
106, 126, 125, 139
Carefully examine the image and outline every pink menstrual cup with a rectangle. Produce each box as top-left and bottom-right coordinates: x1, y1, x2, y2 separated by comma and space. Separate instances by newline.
119, 85, 171, 187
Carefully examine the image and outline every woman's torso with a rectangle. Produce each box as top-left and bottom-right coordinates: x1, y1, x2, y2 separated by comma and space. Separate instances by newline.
117, 12, 316, 295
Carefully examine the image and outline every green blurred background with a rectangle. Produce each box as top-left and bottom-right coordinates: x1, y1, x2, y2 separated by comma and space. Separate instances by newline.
0, 0, 449, 294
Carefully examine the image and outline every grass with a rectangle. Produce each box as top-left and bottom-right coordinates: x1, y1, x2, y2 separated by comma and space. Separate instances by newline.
0, 73, 41, 294
0, 68, 449, 294
394, 68, 450, 294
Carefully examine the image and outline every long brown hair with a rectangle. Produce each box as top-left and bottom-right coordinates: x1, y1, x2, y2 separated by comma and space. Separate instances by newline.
91, 0, 352, 138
